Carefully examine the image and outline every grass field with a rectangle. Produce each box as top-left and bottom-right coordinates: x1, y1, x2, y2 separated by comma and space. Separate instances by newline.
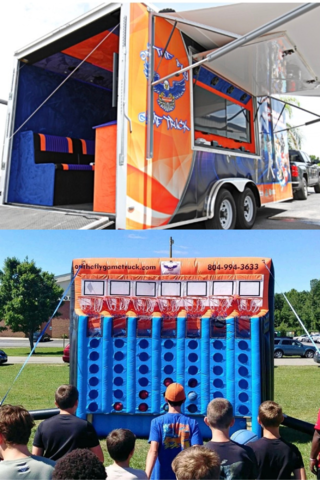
4, 347, 63, 356
0, 364, 318, 477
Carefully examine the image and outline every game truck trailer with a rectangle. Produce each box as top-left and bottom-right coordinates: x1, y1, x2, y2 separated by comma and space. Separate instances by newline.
1, 2, 320, 229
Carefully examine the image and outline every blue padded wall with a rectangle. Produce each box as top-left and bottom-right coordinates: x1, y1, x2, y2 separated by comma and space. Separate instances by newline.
8, 64, 115, 204
14, 65, 114, 139
76, 315, 259, 438
8, 131, 56, 205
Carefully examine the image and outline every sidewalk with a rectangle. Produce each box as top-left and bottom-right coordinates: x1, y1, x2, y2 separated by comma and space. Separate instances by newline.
7, 356, 64, 364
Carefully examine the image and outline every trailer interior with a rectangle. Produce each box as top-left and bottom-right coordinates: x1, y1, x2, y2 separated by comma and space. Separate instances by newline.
7, 5, 121, 213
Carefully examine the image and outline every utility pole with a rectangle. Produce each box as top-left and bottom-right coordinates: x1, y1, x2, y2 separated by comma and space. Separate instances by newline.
169, 237, 174, 258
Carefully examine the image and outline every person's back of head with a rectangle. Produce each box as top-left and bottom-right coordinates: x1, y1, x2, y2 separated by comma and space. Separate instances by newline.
258, 401, 283, 429
206, 398, 234, 430
55, 384, 78, 410
165, 383, 186, 408
172, 446, 221, 479
106, 428, 136, 462
52, 448, 106, 479
0, 404, 34, 446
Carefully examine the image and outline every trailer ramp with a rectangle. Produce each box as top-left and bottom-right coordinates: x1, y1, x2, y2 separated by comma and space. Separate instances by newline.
0, 204, 114, 230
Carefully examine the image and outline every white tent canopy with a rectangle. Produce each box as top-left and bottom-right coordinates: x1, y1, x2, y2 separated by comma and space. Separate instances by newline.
161, 3, 320, 98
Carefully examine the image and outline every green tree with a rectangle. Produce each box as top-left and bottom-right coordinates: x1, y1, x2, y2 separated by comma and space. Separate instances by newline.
0, 257, 64, 351
310, 279, 320, 331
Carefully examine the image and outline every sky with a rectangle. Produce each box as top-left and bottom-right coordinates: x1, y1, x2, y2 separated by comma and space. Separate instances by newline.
0, 230, 319, 295
0, 1, 320, 158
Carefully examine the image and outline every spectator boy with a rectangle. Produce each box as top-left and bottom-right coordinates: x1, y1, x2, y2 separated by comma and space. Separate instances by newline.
52, 449, 106, 479
146, 382, 203, 480
32, 385, 103, 462
248, 400, 306, 479
172, 446, 221, 480
204, 398, 258, 480
106, 428, 147, 479
0, 404, 55, 480
310, 407, 320, 478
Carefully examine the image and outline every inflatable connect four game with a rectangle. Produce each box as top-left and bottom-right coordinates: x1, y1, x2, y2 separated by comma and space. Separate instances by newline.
69, 257, 274, 438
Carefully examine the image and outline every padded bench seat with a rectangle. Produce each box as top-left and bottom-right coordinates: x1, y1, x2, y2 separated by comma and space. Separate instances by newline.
9, 131, 95, 206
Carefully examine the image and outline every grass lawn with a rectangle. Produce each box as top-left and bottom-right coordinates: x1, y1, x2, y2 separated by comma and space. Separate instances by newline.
0, 364, 318, 477
4, 347, 64, 356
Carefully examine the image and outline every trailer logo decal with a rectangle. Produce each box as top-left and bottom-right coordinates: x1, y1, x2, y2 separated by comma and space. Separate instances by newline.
154, 78, 186, 112
141, 46, 187, 113
138, 112, 190, 133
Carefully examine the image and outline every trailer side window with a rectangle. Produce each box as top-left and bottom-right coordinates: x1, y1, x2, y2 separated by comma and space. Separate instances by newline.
193, 67, 254, 153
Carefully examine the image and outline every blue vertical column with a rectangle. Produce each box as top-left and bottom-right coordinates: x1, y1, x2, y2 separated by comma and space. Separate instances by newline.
77, 316, 88, 419
226, 317, 235, 407
102, 316, 113, 413
235, 322, 252, 420
210, 320, 227, 403
112, 319, 128, 413
160, 318, 178, 413
151, 316, 161, 413
127, 316, 136, 414
177, 317, 186, 414
200, 317, 210, 414
251, 316, 261, 437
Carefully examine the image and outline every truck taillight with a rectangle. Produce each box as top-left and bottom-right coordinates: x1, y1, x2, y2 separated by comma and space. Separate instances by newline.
291, 165, 299, 177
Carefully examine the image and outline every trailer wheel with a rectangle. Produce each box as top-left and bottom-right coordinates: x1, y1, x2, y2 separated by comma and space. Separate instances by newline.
235, 188, 257, 229
206, 189, 236, 230
314, 177, 320, 193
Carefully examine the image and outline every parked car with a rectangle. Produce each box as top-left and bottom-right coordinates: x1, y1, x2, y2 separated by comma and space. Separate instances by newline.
0, 350, 8, 365
33, 331, 51, 342
289, 149, 320, 200
274, 338, 316, 358
62, 344, 70, 363
304, 334, 320, 343
293, 334, 308, 341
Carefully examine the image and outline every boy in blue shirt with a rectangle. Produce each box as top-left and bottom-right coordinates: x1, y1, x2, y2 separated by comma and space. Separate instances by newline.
146, 383, 203, 480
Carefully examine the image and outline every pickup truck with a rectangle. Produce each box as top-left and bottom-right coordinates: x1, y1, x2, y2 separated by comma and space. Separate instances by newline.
289, 149, 320, 200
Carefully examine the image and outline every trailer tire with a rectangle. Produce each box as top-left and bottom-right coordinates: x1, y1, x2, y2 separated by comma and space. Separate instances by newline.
206, 189, 236, 230
234, 188, 257, 229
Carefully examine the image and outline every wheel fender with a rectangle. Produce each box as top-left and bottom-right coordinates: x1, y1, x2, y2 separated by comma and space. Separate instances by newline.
205, 179, 260, 219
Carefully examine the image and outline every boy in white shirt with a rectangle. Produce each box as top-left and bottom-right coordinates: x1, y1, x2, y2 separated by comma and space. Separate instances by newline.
106, 429, 147, 480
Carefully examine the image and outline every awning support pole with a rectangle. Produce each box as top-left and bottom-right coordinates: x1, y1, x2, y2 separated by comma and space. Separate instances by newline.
273, 104, 286, 131
275, 118, 320, 134
152, 3, 320, 87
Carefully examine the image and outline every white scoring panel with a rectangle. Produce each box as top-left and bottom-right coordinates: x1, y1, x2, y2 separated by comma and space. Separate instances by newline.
213, 281, 234, 295
239, 281, 261, 296
161, 282, 181, 297
186, 281, 207, 296
135, 281, 157, 297
83, 280, 105, 296
109, 281, 131, 296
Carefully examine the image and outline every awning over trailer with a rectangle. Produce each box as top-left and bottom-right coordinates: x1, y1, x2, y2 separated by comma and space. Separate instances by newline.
162, 3, 320, 97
